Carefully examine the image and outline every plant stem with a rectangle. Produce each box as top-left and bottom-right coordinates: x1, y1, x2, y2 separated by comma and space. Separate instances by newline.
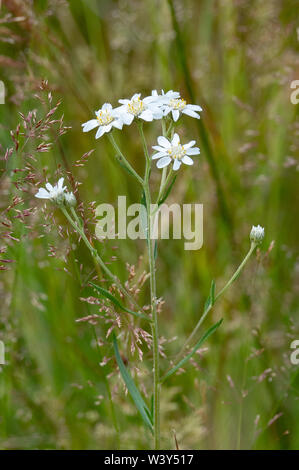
173, 242, 257, 364
139, 123, 161, 449
108, 133, 144, 186
61, 206, 146, 318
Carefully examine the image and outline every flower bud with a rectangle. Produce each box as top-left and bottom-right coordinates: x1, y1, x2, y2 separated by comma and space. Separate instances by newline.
250, 225, 265, 244
64, 192, 77, 207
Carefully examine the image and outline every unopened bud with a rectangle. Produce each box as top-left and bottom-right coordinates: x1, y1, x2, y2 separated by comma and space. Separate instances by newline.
64, 192, 77, 207
250, 225, 265, 244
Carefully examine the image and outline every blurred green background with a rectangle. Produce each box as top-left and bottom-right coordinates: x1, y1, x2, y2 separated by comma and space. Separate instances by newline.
0, 0, 298, 450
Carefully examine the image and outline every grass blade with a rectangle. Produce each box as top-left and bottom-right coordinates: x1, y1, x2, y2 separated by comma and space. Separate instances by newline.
113, 333, 153, 433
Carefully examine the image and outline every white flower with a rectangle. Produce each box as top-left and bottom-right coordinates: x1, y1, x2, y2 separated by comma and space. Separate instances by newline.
149, 89, 180, 105
82, 103, 124, 139
35, 178, 67, 203
64, 192, 77, 207
152, 133, 200, 171
116, 93, 163, 125
163, 97, 202, 122
250, 225, 265, 244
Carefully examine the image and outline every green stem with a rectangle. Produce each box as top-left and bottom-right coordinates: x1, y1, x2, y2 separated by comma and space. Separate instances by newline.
108, 133, 144, 186
61, 206, 145, 318
173, 242, 257, 363
139, 123, 160, 449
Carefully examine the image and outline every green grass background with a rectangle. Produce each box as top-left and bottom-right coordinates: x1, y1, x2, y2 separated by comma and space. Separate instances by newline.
0, 0, 298, 449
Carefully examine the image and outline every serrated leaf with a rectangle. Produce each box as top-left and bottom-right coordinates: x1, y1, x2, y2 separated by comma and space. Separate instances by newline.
90, 282, 149, 321
161, 319, 223, 383
113, 334, 153, 433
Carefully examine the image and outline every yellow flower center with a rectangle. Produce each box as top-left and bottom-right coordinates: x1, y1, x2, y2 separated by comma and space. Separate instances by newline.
169, 98, 186, 110
127, 97, 145, 115
96, 110, 114, 125
168, 144, 186, 160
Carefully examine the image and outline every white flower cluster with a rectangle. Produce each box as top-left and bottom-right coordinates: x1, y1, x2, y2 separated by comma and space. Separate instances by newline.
250, 225, 265, 244
82, 90, 202, 139
35, 178, 76, 206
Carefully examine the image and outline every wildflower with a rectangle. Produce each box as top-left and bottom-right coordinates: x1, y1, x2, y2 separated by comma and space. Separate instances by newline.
116, 93, 163, 125
82, 103, 124, 139
152, 133, 200, 171
250, 225, 265, 244
64, 192, 77, 207
163, 97, 202, 122
35, 178, 66, 204
149, 89, 180, 105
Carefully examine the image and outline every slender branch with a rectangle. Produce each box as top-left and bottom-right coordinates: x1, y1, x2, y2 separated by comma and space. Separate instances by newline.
108, 133, 144, 186
61, 206, 148, 319
169, 242, 257, 369
139, 123, 161, 449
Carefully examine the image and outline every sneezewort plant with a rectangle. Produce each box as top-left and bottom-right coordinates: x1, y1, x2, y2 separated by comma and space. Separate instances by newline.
35, 89, 265, 449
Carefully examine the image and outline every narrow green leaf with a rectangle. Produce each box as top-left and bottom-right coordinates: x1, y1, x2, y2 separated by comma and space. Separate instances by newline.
90, 282, 149, 321
114, 154, 135, 178
161, 319, 223, 383
154, 240, 158, 261
140, 190, 149, 244
113, 334, 153, 433
210, 280, 216, 306
158, 175, 177, 206
204, 280, 216, 312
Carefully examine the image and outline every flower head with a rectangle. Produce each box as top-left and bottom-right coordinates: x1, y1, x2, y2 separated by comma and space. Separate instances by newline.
82, 103, 123, 139
163, 97, 202, 122
149, 89, 180, 105
152, 133, 200, 171
64, 191, 77, 207
116, 93, 163, 125
250, 225, 265, 244
35, 178, 67, 204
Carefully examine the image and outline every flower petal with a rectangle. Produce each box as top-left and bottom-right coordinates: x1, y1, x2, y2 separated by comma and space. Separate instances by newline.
35, 188, 50, 199
173, 159, 181, 171
182, 108, 200, 119
152, 145, 165, 152
152, 151, 167, 160
120, 112, 134, 125
171, 133, 180, 146
157, 136, 171, 148
57, 178, 64, 189
139, 109, 153, 121
102, 103, 112, 111
82, 119, 99, 132
95, 126, 106, 139
157, 156, 172, 168
112, 118, 123, 130
184, 140, 196, 149
186, 147, 200, 155
186, 104, 202, 111
182, 155, 194, 165
45, 183, 53, 192
172, 109, 180, 122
